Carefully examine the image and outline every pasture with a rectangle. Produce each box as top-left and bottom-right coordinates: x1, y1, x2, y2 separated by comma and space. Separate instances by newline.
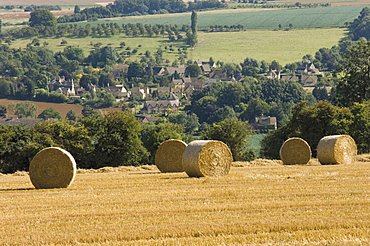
1, 158, 370, 245
9, 28, 345, 65
193, 28, 345, 65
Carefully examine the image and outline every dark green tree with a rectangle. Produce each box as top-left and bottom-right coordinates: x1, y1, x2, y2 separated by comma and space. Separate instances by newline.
202, 118, 255, 161
66, 110, 77, 121
74, 5, 81, 14
349, 101, 370, 153
185, 64, 201, 77
207, 106, 237, 124
168, 112, 199, 134
82, 105, 97, 117
29, 9, 57, 28
80, 111, 148, 168
33, 121, 93, 168
334, 39, 370, 107
126, 62, 145, 80
37, 108, 62, 120
347, 7, 370, 41
191, 10, 197, 35
0, 125, 41, 173
240, 98, 271, 122
8, 101, 38, 118
0, 105, 6, 117
141, 122, 184, 164
260, 101, 352, 159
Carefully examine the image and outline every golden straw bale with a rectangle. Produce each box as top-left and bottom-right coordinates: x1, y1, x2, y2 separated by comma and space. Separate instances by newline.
182, 140, 232, 177
317, 135, 357, 165
29, 147, 77, 189
155, 139, 187, 173
279, 137, 311, 165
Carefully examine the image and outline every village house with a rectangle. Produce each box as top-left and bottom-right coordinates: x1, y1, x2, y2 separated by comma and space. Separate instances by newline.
0, 118, 46, 128
266, 69, 280, 79
194, 59, 217, 68
136, 115, 160, 124
297, 62, 320, 75
152, 86, 171, 98
165, 65, 186, 77
281, 74, 299, 82
146, 66, 167, 76
301, 75, 318, 86
140, 93, 181, 114
209, 70, 228, 80
251, 116, 277, 131
105, 85, 129, 98
131, 87, 150, 99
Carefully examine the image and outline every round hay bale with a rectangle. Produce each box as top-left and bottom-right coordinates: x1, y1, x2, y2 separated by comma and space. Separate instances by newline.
29, 147, 77, 189
155, 139, 187, 173
317, 135, 357, 165
182, 140, 232, 177
279, 137, 311, 165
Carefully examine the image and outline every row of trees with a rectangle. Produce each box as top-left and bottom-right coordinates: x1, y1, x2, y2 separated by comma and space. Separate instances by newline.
0, 111, 254, 173
57, 0, 225, 23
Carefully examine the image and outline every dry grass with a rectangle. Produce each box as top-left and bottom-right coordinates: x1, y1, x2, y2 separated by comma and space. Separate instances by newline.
2, 157, 370, 245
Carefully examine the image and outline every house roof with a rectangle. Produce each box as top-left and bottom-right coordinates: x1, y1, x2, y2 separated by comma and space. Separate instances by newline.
166, 65, 186, 75
0, 118, 44, 128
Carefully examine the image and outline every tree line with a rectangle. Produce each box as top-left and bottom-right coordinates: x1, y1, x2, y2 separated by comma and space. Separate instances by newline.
57, 0, 226, 23
0, 110, 254, 173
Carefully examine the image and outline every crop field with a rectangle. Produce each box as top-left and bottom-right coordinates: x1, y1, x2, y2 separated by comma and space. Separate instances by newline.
276, 0, 370, 6
94, 5, 370, 30
0, 99, 84, 118
1, 158, 370, 245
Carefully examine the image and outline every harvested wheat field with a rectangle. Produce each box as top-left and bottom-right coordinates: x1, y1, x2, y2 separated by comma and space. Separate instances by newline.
1, 157, 370, 245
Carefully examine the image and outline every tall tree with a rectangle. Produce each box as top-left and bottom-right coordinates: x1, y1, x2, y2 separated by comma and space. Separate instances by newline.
74, 5, 81, 14
187, 10, 198, 46
191, 10, 197, 35
334, 39, 370, 107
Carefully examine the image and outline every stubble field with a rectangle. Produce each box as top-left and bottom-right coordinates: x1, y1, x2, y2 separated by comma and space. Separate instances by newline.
1, 158, 370, 245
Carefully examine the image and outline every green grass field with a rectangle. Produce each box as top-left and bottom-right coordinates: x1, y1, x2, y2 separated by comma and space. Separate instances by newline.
2, 159, 370, 245
10, 28, 345, 65
192, 28, 345, 65
88, 5, 370, 29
